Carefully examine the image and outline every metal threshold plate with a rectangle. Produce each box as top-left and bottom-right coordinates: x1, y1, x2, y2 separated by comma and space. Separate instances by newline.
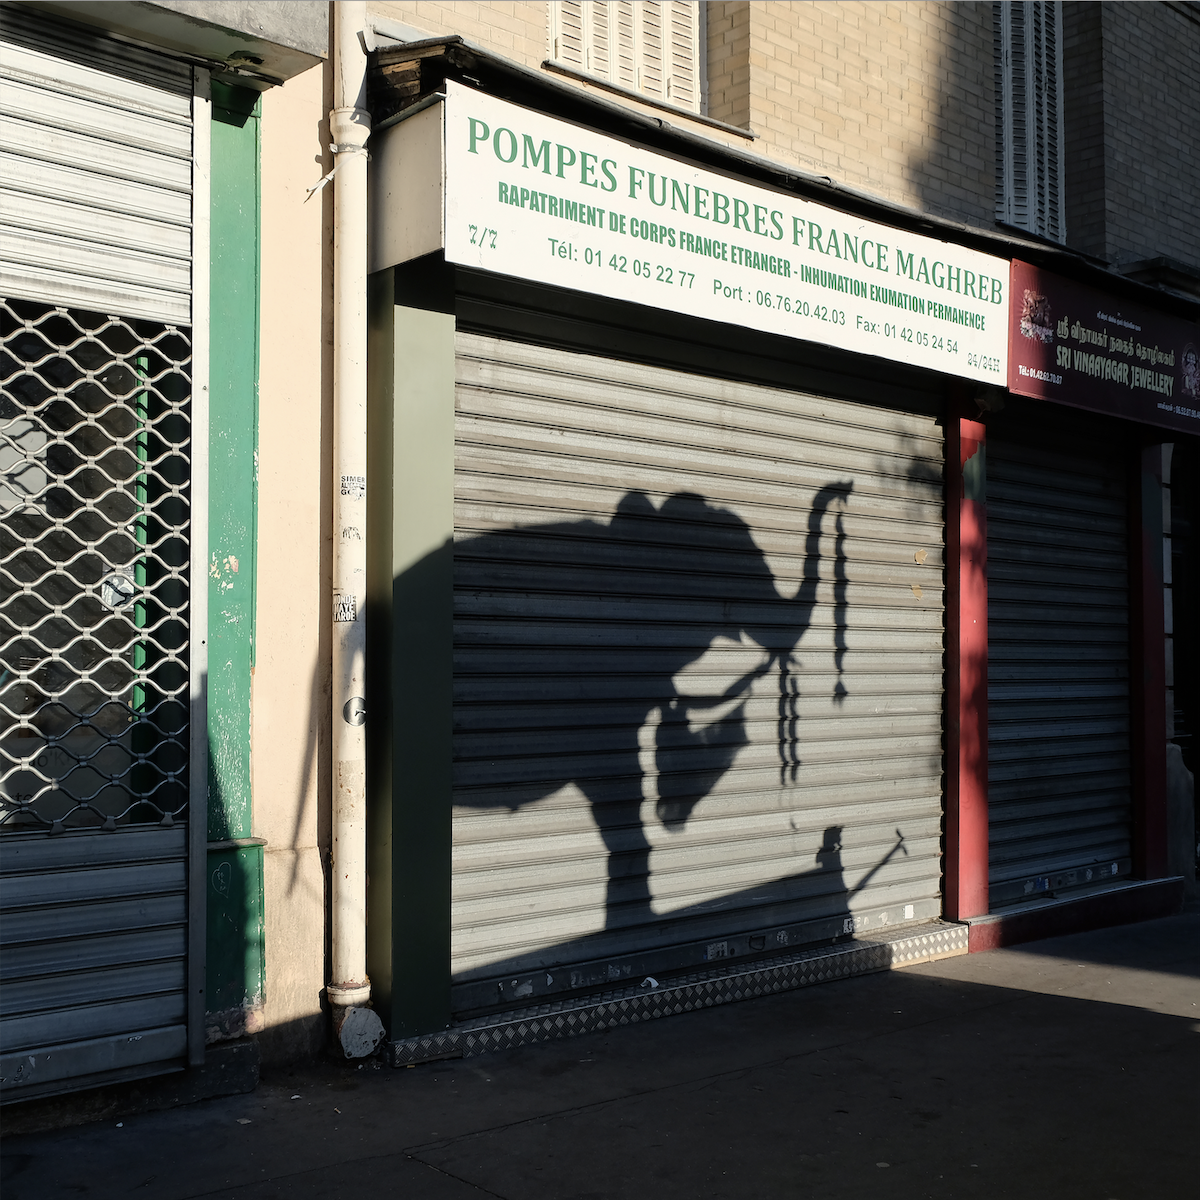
388, 919, 968, 1065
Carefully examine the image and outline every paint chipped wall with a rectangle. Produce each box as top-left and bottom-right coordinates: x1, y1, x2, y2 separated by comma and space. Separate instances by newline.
253, 58, 332, 1065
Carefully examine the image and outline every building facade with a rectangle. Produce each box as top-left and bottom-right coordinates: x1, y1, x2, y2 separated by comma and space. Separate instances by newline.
1, 0, 1197, 1104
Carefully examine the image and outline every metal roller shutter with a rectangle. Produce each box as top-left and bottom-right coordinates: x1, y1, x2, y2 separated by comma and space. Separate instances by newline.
450, 333, 945, 1015
987, 434, 1132, 906
1, 7, 199, 1100
0, 828, 189, 1093
0, 5, 194, 324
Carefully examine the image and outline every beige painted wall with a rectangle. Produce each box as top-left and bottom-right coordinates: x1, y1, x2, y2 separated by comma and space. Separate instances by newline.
253, 59, 332, 1065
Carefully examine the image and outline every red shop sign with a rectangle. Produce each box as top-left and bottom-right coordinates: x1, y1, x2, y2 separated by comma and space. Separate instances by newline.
1008, 259, 1200, 434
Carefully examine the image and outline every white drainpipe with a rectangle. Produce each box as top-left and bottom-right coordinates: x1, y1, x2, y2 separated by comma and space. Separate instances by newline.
328, 0, 383, 1057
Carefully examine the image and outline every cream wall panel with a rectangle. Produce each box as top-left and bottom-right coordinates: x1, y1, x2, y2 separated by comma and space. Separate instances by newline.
253, 61, 331, 1064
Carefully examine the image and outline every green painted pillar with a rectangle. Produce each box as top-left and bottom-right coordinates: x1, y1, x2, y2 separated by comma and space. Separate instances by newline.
205, 80, 265, 1041
366, 267, 456, 1039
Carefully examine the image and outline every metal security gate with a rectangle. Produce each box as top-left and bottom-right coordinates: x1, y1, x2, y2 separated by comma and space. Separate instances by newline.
0, 6, 205, 1101
987, 432, 1132, 907
450, 333, 945, 1015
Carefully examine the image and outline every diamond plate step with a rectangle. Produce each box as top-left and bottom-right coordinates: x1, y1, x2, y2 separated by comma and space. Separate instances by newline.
387, 919, 967, 1065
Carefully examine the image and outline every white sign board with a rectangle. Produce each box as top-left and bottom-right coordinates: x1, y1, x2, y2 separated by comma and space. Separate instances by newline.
441, 81, 1009, 383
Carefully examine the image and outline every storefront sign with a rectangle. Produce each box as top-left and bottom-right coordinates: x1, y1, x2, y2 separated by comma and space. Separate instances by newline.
1008, 260, 1200, 434
442, 82, 1010, 383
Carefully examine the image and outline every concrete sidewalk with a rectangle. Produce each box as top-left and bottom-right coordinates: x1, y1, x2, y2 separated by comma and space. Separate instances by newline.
3, 911, 1197, 1200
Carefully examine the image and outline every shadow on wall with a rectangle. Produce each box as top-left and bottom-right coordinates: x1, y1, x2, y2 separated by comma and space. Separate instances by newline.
905, 0, 997, 230
452, 483, 855, 932
204, 836, 265, 1045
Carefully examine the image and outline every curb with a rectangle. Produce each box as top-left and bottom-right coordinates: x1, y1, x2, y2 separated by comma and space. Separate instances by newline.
963, 877, 1186, 952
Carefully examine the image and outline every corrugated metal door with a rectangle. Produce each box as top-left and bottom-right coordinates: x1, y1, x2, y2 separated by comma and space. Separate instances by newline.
987, 433, 1132, 906
450, 333, 945, 1015
0, 6, 194, 323
0, 6, 201, 1101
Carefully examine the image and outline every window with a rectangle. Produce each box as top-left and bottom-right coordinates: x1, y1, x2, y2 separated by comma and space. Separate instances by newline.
549, 1, 704, 114
994, 1, 1065, 241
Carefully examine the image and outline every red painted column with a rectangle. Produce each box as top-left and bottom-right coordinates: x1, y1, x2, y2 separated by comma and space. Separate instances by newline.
1130, 444, 1168, 878
945, 411, 989, 920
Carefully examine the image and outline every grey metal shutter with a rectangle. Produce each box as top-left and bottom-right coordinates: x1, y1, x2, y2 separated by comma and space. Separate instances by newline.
987, 434, 1132, 906
450, 333, 945, 1015
1, 7, 199, 1100
0, 5, 194, 324
0, 828, 189, 1094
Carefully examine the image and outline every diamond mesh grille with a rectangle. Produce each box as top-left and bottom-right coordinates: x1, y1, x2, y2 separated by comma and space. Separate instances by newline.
1, 298, 192, 832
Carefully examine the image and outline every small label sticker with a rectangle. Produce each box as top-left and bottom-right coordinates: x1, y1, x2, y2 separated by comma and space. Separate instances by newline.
705, 941, 729, 961
340, 474, 366, 499
99, 572, 136, 610
334, 593, 357, 623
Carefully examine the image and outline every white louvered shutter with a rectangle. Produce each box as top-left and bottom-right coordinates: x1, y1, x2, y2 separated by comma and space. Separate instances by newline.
638, 2, 664, 99
555, 0, 585, 67
665, 1, 701, 110
614, 1, 637, 90
590, 2, 611, 76
995, 1, 1065, 242
550, 2, 703, 114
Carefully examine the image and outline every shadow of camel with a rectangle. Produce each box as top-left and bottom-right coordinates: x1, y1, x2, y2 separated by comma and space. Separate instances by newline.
454, 481, 853, 929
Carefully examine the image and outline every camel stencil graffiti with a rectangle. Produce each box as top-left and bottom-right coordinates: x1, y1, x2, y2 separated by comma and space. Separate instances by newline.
452, 484, 861, 938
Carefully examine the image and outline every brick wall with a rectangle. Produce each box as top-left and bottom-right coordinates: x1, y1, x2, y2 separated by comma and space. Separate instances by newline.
365, 2, 1196, 260
707, 1, 751, 128
370, 1, 548, 69
736, 1, 996, 229
1063, 2, 1107, 260
1098, 2, 1200, 269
